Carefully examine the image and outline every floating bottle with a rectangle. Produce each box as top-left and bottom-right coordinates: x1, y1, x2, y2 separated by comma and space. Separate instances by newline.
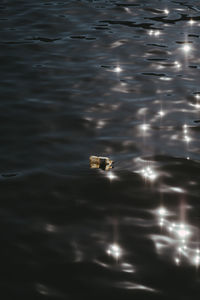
89, 156, 113, 171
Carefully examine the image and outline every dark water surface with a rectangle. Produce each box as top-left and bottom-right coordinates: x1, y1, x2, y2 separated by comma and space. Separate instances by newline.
1, 0, 200, 299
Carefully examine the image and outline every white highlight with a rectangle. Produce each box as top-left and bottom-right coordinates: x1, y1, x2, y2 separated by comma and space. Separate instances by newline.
189, 19, 195, 25
158, 110, 165, 117
181, 44, 192, 53
175, 61, 182, 68
194, 256, 200, 266
175, 257, 180, 265
170, 187, 184, 193
140, 124, 150, 132
106, 172, 117, 181
154, 30, 160, 37
114, 66, 122, 73
177, 228, 190, 239
148, 30, 161, 37
168, 226, 173, 232
184, 136, 191, 143
183, 124, 191, 143
158, 207, 167, 216
141, 167, 157, 181
107, 244, 122, 259
159, 220, 164, 227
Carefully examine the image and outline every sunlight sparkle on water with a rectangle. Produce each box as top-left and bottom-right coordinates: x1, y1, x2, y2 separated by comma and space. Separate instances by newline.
107, 244, 122, 259
181, 44, 192, 53
114, 66, 122, 73
148, 30, 161, 37
189, 19, 195, 25
158, 207, 167, 216
190, 94, 200, 109
155, 206, 200, 267
158, 110, 165, 117
154, 30, 160, 37
190, 103, 200, 109
177, 228, 190, 239
140, 124, 150, 132
183, 124, 191, 143
194, 256, 200, 266
168, 226, 173, 232
167, 223, 191, 240
184, 136, 191, 143
124, 7, 131, 14
174, 61, 181, 68
106, 172, 117, 181
159, 218, 164, 226
141, 167, 157, 181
